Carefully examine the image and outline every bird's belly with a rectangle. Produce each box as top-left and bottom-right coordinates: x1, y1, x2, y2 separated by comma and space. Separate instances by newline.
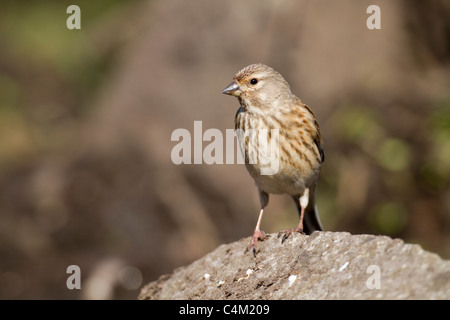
245, 161, 319, 195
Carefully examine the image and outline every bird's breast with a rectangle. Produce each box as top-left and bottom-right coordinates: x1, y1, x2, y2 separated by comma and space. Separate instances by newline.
235, 108, 321, 195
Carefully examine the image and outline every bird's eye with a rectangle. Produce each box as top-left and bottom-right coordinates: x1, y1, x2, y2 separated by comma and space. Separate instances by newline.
250, 78, 258, 85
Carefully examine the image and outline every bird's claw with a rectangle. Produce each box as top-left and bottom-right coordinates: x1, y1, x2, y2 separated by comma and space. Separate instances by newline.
278, 227, 305, 243
246, 230, 267, 257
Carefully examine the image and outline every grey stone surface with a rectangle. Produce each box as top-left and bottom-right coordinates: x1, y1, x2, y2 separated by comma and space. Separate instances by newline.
139, 231, 450, 299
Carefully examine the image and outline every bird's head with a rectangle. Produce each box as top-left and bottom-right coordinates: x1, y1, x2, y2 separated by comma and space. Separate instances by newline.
222, 63, 292, 109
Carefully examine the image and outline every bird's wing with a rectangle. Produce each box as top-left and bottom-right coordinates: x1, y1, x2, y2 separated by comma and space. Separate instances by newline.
296, 99, 325, 163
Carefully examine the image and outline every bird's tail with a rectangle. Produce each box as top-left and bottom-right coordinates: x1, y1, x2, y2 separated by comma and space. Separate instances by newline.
302, 204, 323, 235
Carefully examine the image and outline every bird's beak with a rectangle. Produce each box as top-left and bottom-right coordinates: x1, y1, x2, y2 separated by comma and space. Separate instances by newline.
222, 81, 242, 97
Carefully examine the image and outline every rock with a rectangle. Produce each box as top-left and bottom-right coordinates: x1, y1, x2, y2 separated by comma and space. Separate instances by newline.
139, 231, 450, 299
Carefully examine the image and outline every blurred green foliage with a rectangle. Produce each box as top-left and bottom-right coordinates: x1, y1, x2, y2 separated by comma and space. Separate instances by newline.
335, 106, 383, 144
322, 99, 450, 243
370, 201, 408, 235
377, 138, 411, 172
0, 1, 140, 167
427, 105, 450, 184
0, 0, 136, 116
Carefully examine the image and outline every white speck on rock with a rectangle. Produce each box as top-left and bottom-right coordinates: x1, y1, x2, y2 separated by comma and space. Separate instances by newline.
203, 273, 211, 280
237, 269, 254, 282
339, 261, 349, 272
217, 280, 225, 287
288, 275, 297, 287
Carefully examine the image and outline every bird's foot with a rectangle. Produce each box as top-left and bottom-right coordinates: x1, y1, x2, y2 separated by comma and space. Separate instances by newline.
246, 229, 267, 257
278, 226, 305, 244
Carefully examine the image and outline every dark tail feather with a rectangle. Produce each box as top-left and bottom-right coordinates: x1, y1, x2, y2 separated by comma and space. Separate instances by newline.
303, 205, 323, 235
293, 196, 323, 235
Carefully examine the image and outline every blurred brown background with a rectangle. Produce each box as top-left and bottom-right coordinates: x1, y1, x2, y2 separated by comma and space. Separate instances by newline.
0, 0, 449, 299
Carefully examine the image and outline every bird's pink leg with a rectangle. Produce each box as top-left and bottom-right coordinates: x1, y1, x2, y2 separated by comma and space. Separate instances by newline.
247, 190, 269, 256
247, 208, 266, 254
279, 188, 309, 243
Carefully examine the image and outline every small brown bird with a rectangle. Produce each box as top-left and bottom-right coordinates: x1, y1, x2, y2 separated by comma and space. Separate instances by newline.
222, 63, 325, 255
